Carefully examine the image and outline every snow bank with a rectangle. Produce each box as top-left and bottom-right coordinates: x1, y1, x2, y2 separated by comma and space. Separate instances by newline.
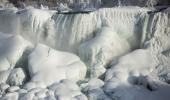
28, 44, 87, 86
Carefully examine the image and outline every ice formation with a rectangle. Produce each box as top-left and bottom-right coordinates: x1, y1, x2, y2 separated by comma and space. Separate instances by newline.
0, 3, 169, 100
79, 26, 130, 77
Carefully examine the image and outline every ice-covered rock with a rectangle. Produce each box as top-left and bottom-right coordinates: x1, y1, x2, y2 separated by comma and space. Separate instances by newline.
79, 26, 130, 77
28, 44, 87, 86
7, 68, 26, 86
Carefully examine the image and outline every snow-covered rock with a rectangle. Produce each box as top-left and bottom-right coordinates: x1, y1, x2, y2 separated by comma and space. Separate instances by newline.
28, 44, 87, 86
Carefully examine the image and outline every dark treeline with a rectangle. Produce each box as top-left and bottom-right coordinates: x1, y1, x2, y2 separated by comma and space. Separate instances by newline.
5, 0, 170, 8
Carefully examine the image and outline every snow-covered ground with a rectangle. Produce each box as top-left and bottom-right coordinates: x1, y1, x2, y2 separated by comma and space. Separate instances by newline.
0, 5, 169, 100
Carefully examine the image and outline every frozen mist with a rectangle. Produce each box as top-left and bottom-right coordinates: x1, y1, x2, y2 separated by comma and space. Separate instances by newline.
0, 1, 170, 100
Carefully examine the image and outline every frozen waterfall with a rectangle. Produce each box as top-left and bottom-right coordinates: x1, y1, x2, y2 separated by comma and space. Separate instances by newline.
0, 5, 170, 100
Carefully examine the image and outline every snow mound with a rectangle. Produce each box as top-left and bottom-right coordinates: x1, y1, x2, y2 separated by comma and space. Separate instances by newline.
28, 44, 87, 86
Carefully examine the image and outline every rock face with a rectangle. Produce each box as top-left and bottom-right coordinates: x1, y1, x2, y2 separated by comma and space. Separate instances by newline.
28, 44, 87, 86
